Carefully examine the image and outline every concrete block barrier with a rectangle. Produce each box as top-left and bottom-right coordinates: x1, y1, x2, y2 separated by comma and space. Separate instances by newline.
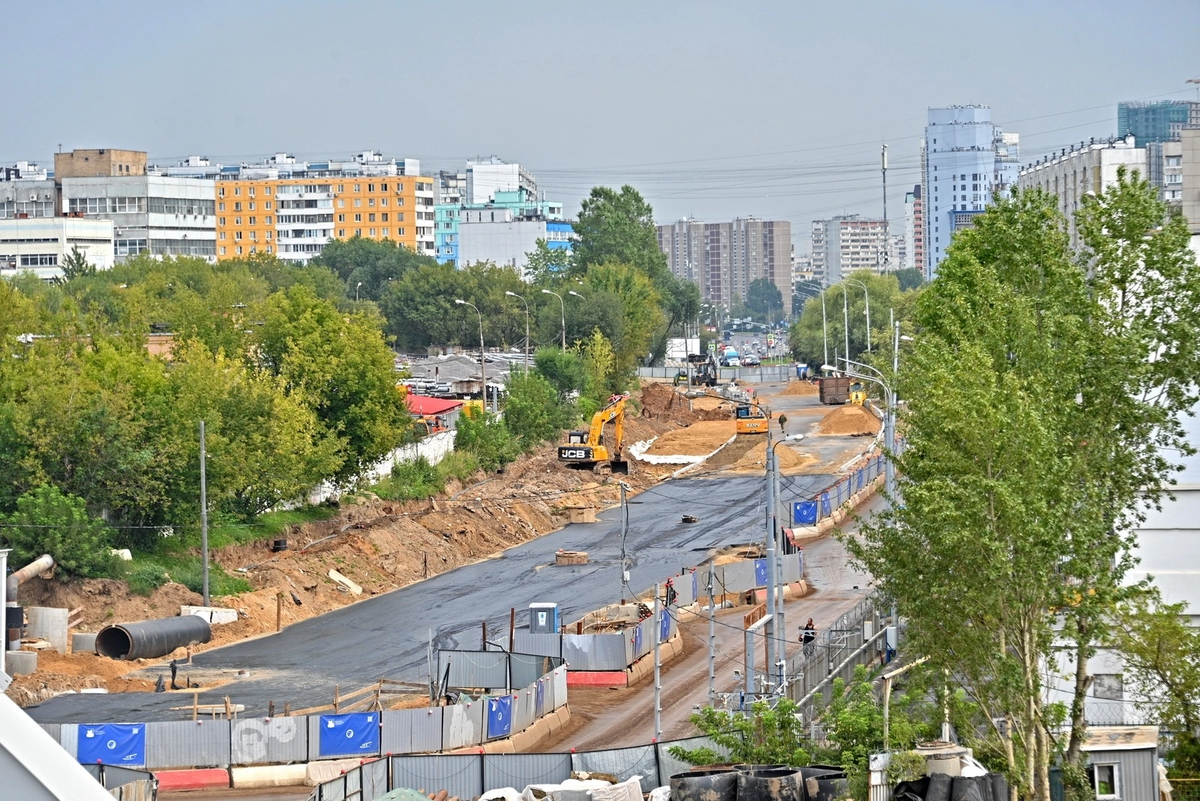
155, 768, 230, 791
231, 764, 307, 788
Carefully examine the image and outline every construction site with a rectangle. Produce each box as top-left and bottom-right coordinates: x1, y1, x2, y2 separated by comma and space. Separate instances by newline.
4, 376, 892, 798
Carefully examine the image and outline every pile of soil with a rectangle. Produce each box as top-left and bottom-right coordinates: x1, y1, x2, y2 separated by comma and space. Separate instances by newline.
644, 421, 737, 457
18, 580, 202, 634
727, 441, 816, 474
781, 381, 820, 397
818, 404, 881, 436
691, 397, 724, 411
638, 383, 699, 426
5, 650, 158, 707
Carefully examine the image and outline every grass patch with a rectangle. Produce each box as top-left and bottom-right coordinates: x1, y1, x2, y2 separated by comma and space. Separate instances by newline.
372, 452, 481, 502
207, 504, 340, 549
124, 554, 251, 598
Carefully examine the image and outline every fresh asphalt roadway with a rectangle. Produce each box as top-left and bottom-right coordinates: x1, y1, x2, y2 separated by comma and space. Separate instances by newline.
29, 471, 834, 723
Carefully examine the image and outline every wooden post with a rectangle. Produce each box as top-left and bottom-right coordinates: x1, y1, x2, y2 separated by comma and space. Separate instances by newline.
276, 592, 283, 633
268, 701, 275, 718
223, 696, 232, 720
482, 621, 487, 650
577, 621, 583, 635
283, 702, 291, 717
334, 684, 340, 712
192, 692, 198, 721
508, 608, 515, 652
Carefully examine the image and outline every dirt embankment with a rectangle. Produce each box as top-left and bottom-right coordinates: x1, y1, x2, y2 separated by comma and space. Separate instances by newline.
8, 385, 704, 705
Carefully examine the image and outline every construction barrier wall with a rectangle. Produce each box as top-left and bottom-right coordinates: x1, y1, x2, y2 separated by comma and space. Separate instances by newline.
82, 763, 157, 801
637, 366, 795, 384
793, 454, 886, 526
310, 735, 729, 801
46, 664, 568, 771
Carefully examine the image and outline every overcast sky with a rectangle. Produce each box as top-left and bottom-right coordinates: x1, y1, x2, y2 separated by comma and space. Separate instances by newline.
6, 1, 1198, 251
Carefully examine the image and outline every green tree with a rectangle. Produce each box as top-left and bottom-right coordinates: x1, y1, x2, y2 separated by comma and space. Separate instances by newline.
254, 285, 413, 481
454, 409, 519, 472
534, 348, 587, 401
572, 186, 669, 282
503, 371, 573, 449
670, 697, 811, 767
787, 272, 918, 366
58, 247, 97, 282
310, 236, 437, 301
2, 486, 117, 578
380, 262, 528, 351
1113, 593, 1200, 775
746, 277, 784, 320
576, 328, 626, 412
893, 268, 925, 292
581, 262, 663, 371
525, 239, 573, 284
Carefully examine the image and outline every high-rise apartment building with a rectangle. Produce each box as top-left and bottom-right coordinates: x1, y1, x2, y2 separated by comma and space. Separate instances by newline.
1018, 135, 1146, 249
1178, 126, 1200, 236
1118, 100, 1196, 144
810, 215, 892, 286
657, 217, 792, 316
903, 185, 924, 272
922, 106, 1020, 278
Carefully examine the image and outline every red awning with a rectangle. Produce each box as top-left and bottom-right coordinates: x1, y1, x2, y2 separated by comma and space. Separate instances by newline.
405, 394, 464, 416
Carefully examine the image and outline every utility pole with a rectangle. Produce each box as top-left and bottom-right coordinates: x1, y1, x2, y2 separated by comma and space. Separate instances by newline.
763, 428, 777, 683
199, 420, 210, 606
707, 570, 716, 706
653, 583, 662, 740
881, 144, 890, 271
821, 291, 828, 370
619, 482, 630, 600
772, 448, 785, 671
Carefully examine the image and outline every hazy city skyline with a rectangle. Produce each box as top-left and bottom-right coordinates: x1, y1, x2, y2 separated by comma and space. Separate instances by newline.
6, 0, 1198, 249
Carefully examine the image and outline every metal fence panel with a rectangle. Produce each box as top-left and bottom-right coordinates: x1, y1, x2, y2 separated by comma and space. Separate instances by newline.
552, 667, 567, 709
484, 752, 573, 790
721, 560, 757, 593
317, 773, 348, 801
442, 700, 485, 750
145, 719, 231, 769
572, 744, 659, 786
361, 757, 388, 799
563, 632, 628, 671
439, 650, 509, 691
231, 717, 307, 765
782, 553, 802, 584
411, 707, 444, 753
392, 754, 483, 800
512, 684, 536, 733
380, 709, 415, 755
308, 715, 324, 763
58, 723, 78, 758
513, 632, 562, 659
510, 653, 555, 689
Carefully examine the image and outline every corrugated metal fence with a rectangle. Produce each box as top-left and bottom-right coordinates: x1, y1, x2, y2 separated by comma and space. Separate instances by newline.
46, 664, 568, 771
82, 763, 157, 801
311, 735, 728, 801
638, 366, 795, 383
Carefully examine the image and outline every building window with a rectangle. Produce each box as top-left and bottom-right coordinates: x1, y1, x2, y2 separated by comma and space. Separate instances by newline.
249, 187, 256, 197
219, 202, 225, 211
265, 187, 272, 195
381, 213, 389, 222
369, 228, 376, 236
234, 202, 242, 211
235, 231, 242, 240
234, 187, 241, 196
383, 228, 389, 237
266, 231, 272, 240
219, 187, 226, 197
397, 228, 405, 236
219, 232, 226, 240
338, 229, 345, 237
249, 202, 256, 210
368, 213, 376, 222
250, 231, 257, 241
354, 199, 361, 207
235, 217, 242, 225
355, 229, 361, 236
218, 217, 225, 225
337, 184, 344, 193
338, 199, 345, 208
236, 245, 243, 254
353, 184, 360, 192
1092, 765, 1118, 799
265, 216, 272, 225
368, 183, 375, 192
220, 246, 226, 255
249, 217, 256, 225
267, 245, 272, 252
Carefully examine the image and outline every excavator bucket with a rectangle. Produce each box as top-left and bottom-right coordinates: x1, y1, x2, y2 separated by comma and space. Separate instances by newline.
610, 459, 630, 475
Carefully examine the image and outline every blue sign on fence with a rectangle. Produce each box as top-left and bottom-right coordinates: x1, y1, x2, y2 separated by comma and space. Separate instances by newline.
660, 610, 671, 642
820, 494, 832, 517
632, 621, 643, 654
318, 713, 377, 757
78, 724, 146, 766
793, 501, 818, 525
487, 696, 513, 738
754, 558, 768, 587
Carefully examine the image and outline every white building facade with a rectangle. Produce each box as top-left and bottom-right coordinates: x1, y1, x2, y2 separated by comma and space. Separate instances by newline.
810, 215, 892, 286
1017, 135, 1146, 249
0, 217, 115, 281
465, 158, 537, 204
457, 209, 574, 278
922, 106, 1019, 278
61, 175, 216, 261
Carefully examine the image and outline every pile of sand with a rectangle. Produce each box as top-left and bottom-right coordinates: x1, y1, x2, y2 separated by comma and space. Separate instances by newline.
644, 421, 737, 457
728, 441, 816, 473
780, 381, 820, 397
639, 383, 698, 425
818, 404, 881, 436
691, 397, 726, 411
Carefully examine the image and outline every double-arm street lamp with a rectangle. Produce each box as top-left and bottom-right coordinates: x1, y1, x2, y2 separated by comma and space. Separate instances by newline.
846, 279, 872, 352
505, 290, 530, 372
455, 298, 492, 413
541, 289, 566, 349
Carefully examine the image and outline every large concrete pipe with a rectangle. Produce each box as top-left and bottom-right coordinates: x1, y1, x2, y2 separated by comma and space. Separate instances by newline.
95, 615, 212, 660
6, 553, 54, 650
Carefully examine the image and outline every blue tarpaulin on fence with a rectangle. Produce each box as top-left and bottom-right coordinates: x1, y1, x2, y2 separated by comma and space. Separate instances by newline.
754, 559, 768, 586
793, 501, 818, 525
660, 611, 670, 642
487, 696, 513, 738
78, 724, 146, 767
319, 713, 378, 757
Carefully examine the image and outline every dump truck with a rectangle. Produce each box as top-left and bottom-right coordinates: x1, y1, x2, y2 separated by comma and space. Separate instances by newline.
819, 376, 851, 405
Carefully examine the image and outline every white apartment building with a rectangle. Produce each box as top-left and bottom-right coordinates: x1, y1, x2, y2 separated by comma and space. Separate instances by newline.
811, 215, 892, 286
457, 209, 574, 278
0, 179, 56, 220
657, 217, 792, 315
60, 175, 216, 261
0, 217, 115, 281
1017, 135, 1146, 249
922, 106, 1020, 278
465, 157, 537, 204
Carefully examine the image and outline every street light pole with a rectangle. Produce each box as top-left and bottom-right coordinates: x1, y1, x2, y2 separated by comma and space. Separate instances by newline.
541, 289, 566, 349
455, 299, 489, 413
848, 279, 872, 352
769, 433, 803, 683
821, 291, 828, 370
505, 290, 530, 372
356, 281, 363, 302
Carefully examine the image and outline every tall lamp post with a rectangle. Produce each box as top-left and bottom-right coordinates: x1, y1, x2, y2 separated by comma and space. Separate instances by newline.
455, 299, 490, 413
827, 284, 850, 366
847, 279, 872, 352
505, 290, 530, 372
541, 289, 566, 349
355, 281, 363, 302
767, 432, 804, 685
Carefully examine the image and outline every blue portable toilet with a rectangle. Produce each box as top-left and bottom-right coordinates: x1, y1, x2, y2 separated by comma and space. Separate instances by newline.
529, 603, 559, 633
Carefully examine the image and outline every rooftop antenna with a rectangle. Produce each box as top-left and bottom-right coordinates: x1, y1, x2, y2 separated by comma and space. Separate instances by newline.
881, 144, 889, 271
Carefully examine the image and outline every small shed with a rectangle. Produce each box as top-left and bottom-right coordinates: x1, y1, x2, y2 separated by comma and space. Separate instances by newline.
404, 393, 464, 432
1080, 725, 1160, 801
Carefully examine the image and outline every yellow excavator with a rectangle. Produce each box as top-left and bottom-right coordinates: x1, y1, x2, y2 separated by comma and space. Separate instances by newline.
734, 402, 771, 434
558, 394, 630, 474
849, 381, 867, 406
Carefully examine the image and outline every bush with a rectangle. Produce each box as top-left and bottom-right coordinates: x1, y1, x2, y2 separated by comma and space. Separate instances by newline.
125, 556, 251, 597
455, 409, 520, 472
504, 371, 574, 448
534, 348, 587, 400
126, 561, 171, 596
376, 457, 444, 501
1, 486, 119, 578
434, 451, 480, 486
